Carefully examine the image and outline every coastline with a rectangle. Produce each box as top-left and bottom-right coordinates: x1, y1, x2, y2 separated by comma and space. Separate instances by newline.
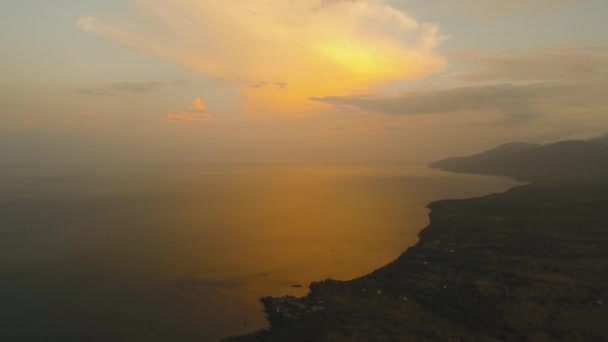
225, 178, 608, 340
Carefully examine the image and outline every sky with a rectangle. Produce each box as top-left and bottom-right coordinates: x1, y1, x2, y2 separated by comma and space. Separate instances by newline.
1, 0, 607, 164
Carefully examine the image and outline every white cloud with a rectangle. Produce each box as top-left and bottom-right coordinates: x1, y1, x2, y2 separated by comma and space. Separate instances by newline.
78, 80, 189, 96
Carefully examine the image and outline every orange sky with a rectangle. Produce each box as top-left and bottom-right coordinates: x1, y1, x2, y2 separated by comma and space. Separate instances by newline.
1, 0, 607, 163
79, 0, 445, 115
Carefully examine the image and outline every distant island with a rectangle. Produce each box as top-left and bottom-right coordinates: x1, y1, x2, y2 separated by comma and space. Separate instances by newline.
226, 137, 608, 341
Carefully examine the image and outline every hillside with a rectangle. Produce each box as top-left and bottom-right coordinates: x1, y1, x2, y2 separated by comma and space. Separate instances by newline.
226, 185, 608, 342
591, 134, 608, 147
227, 140, 608, 341
429, 139, 608, 182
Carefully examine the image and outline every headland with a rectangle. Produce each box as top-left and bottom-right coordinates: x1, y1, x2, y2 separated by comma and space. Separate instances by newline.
226, 139, 608, 341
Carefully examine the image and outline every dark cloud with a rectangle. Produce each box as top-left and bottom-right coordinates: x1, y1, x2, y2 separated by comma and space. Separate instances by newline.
78, 80, 189, 96
313, 83, 557, 122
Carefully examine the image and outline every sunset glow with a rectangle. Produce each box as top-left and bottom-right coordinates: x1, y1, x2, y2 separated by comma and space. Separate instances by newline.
2, 0, 607, 162
2, 1, 608, 340
78, 0, 445, 114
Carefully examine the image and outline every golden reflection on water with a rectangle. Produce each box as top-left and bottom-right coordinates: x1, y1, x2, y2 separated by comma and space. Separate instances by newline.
0, 163, 520, 339
130, 164, 520, 337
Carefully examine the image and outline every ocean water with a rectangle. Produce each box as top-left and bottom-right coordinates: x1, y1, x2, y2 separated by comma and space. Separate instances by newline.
0, 163, 519, 340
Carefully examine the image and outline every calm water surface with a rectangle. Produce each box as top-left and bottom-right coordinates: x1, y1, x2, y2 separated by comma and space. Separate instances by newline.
0, 163, 520, 340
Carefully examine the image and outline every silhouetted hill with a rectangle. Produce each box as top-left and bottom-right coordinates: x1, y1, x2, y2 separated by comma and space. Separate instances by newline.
430, 139, 608, 182
429, 142, 539, 171
591, 134, 608, 147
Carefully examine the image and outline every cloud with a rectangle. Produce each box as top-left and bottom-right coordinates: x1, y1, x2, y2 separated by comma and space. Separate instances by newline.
250, 82, 288, 90
167, 98, 214, 121
78, 88, 109, 96
78, 0, 445, 113
433, 0, 588, 18
191, 98, 206, 111
313, 83, 552, 122
109, 82, 163, 92
448, 48, 608, 83
315, 47, 608, 125
167, 112, 213, 121
78, 80, 188, 96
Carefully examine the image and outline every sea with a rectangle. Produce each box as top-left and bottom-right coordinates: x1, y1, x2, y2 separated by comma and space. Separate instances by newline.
0, 163, 520, 341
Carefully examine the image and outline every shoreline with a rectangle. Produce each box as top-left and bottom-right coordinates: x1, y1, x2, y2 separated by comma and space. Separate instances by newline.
225, 179, 608, 340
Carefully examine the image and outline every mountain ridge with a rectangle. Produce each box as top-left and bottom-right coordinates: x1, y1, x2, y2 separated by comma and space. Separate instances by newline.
429, 138, 608, 182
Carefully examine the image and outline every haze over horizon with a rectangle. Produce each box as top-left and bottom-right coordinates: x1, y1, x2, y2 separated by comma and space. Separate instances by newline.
2, 0, 608, 164
2, 3, 608, 340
